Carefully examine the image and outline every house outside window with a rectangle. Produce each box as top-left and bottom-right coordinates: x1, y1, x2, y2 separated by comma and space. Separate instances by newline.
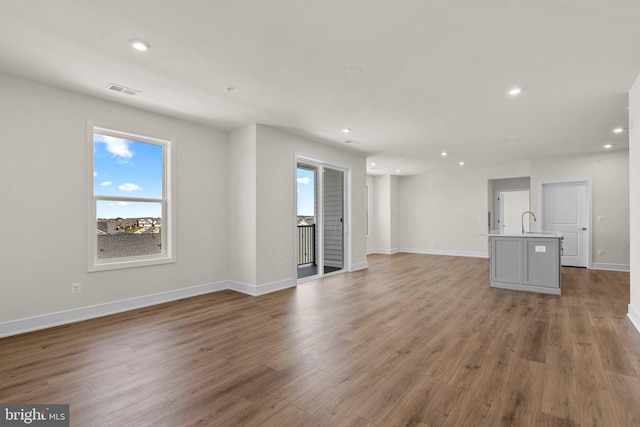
89, 126, 174, 271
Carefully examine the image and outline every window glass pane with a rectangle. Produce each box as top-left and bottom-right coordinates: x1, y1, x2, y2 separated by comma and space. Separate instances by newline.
96, 201, 162, 260
94, 133, 163, 199
297, 167, 315, 217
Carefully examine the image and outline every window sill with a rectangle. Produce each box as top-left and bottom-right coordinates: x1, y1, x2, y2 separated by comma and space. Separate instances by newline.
89, 255, 176, 272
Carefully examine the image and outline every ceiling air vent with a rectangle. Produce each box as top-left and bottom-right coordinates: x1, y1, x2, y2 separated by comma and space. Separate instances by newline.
106, 83, 139, 96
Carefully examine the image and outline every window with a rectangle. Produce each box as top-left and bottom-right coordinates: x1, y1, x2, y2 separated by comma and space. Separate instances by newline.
89, 126, 174, 271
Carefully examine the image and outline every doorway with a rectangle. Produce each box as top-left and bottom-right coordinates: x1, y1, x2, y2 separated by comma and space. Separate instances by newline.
541, 181, 590, 267
496, 190, 531, 233
488, 177, 531, 232
296, 160, 347, 280
296, 165, 317, 278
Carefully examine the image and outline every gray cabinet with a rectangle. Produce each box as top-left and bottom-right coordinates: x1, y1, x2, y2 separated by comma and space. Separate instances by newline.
490, 236, 561, 295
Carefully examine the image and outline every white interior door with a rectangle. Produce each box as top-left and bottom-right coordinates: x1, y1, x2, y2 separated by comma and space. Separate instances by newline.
541, 181, 589, 267
497, 190, 530, 233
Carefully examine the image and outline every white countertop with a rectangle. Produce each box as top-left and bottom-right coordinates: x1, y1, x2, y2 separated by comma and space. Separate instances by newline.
484, 230, 563, 238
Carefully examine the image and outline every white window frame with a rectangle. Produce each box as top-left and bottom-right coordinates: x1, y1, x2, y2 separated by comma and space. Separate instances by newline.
88, 124, 175, 271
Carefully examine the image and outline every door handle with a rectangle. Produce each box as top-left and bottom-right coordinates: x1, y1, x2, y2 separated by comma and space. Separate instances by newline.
581, 227, 587, 231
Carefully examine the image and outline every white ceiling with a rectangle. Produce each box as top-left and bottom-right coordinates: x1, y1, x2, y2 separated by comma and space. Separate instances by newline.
1, 1, 638, 175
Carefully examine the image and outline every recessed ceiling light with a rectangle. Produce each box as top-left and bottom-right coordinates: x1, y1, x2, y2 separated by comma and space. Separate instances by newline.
613, 127, 624, 133
371, 162, 377, 166
129, 39, 150, 52
508, 87, 522, 96
440, 151, 448, 156
459, 161, 465, 166
342, 128, 352, 133
604, 144, 613, 149
396, 169, 401, 173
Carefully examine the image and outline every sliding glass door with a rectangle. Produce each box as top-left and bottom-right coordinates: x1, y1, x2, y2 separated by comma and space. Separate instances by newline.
322, 167, 344, 274
296, 161, 347, 281
296, 165, 318, 279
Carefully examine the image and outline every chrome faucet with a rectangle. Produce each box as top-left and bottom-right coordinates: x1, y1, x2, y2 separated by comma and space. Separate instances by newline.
522, 211, 537, 234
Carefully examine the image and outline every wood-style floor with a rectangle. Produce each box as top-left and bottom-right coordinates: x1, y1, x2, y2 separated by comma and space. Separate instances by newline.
1, 253, 639, 426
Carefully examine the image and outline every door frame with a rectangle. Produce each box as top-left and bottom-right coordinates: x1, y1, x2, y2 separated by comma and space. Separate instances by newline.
295, 154, 351, 283
538, 179, 592, 268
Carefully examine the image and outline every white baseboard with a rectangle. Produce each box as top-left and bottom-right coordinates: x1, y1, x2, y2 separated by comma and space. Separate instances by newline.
351, 261, 369, 272
228, 278, 297, 297
400, 248, 490, 259
368, 252, 626, 268
591, 263, 630, 272
367, 248, 489, 258
227, 281, 256, 296
1, 276, 301, 338
0, 281, 229, 339
367, 248, 401, 255
628, 304, 640, 335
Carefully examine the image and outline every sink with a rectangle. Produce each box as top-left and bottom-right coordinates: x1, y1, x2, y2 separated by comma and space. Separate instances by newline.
524, 231, 548, 235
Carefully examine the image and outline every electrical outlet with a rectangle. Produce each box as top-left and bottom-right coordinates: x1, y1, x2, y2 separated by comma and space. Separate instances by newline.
597, 249, 604, 256
71, 282, 81, 294
278, 262, 283, 271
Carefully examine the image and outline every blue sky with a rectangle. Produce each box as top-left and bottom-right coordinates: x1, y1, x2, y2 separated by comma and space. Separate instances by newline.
94, 133, 163, 219
297, 168, 315, 216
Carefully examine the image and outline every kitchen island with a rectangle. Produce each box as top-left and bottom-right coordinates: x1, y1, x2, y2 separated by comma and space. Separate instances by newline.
488, 231, 563, 295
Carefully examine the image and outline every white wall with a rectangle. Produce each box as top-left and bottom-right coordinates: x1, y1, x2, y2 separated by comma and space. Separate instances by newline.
228, 125, 257, 285
374, 175, 391, 252
368, 175, 393, 253
225, 125, 368, 290
530, 150, 630, 268
629, 74, 640, 332
255, 126, 297, 286
0, 72, 228, 324
378, 165, 532, 257
389, 150, 629, 265
0, 74, 370, 332
390, 176, 401, 251
366, 175, 374, 248
397, 168, 490, 257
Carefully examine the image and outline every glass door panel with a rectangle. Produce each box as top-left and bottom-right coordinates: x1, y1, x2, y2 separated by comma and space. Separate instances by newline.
322, 167, 344, 274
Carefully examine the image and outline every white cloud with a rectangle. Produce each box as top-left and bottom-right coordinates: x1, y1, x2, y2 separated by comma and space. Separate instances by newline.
297, 177, 311, 184
100, 181, 112, 186
94, 171, 98, 177
95, 134, 134, 159
117, 201, 128, 206
118, 183, 142, 192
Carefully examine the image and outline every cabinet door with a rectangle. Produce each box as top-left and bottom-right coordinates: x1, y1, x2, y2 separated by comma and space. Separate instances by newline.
491, 237, 523, 284
523, 238, 559, 288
